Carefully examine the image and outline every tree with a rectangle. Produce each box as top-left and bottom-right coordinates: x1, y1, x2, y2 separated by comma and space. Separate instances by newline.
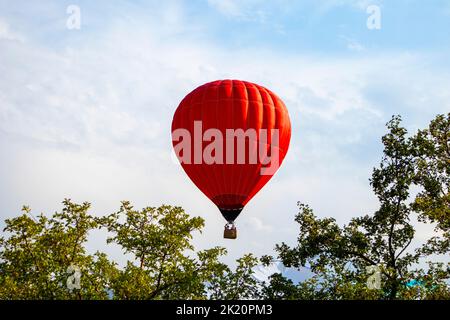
208, 254, 260, 299
0, 200, 117, 299
263, 115, 450, 300
412, 113, 449, 254
99, 201, 228, 299
0, 200, 259, 300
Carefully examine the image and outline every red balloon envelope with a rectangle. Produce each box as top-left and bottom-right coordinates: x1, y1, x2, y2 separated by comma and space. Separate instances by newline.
171, 80, 291, 238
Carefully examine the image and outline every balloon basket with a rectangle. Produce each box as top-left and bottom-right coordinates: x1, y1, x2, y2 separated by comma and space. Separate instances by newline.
224, 223, 237, 239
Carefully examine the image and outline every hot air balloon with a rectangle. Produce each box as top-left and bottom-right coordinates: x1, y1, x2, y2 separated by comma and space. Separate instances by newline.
171, 80, 291, 239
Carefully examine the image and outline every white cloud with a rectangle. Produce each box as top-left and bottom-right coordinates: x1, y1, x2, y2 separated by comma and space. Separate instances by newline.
246, 216, 273, 232
0, 18, 23, 41
319, 0, 382, 11
208, 0, 243, 18
340, 35, 366, 52
207, 0, 271, 24
207, 0, 382, 19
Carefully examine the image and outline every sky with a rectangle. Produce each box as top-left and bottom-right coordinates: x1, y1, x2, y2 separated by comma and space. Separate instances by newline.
0, 0, 449, 268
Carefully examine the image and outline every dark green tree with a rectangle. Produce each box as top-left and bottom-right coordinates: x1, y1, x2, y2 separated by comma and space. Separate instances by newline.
412, 113, 449, 254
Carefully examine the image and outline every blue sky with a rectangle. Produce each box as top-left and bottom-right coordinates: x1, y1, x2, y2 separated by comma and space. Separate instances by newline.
3, 0, 450, 52
0, 0, 449, 267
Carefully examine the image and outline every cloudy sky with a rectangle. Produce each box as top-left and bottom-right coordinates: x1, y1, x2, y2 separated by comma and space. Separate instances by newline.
1, 0, 449, 266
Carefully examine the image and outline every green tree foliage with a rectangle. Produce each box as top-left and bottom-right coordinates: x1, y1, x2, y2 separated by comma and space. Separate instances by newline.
0, 200, 116, 299
208, 254, 260, 299
100, 201, 227, 299
262, 114, 450, 300
0, 201, 258, 299
412, 114, 449, 254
